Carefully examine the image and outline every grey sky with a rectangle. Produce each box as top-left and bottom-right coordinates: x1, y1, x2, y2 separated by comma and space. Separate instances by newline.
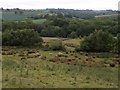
0, 0, 119, 10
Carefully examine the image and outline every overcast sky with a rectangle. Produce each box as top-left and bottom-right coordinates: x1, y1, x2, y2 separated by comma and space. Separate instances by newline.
0, 0, 119, 10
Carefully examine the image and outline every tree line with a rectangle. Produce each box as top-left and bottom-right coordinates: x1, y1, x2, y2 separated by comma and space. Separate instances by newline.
2, 15, 119, 37
2, 15, 120, 53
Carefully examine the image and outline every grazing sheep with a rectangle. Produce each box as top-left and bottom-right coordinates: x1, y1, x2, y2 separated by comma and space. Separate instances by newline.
57, 52, 64, 57
39, 55, 46, 60
27, 53, 40, 58
21, 57, 26, 60
35, 53, 41, 57
49, 53, 53, 55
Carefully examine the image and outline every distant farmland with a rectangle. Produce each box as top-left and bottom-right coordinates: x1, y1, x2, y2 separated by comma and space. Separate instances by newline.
2, 10, 48, 21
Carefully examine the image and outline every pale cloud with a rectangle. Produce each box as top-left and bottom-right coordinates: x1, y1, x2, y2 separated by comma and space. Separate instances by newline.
0, 0, 119, 10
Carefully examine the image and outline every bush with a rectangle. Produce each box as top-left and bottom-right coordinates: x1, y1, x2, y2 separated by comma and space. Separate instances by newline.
48, 41, 65, 51
70, 31, 77, 38
80, 30, 116, 52
3, 29, 43, 46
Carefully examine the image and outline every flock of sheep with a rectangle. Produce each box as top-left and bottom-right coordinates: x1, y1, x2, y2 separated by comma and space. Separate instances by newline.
2, 47, 119, 68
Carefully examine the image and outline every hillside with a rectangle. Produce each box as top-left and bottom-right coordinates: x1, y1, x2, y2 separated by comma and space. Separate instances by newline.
1, 8, 118, 21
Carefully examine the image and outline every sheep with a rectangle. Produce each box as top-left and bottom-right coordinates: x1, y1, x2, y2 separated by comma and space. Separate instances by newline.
21, 57, 26, 60
35, 53, 41, 57
27, 53, 40, 58
39, 55, 46, 60
49, 53, 53, 55
57, 52, 64, 57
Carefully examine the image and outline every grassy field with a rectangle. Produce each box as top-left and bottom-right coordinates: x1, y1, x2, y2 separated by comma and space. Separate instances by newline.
94, 14, 118, 21
42, 37, 82, 50
32, 19, 46, 24
2, 10, 47, 21
2, 37, 119, 88
95, 14, 118, 18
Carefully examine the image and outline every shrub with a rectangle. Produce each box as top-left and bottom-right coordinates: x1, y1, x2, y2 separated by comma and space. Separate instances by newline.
80, 30, 116, 52
2, 29, 43, 46
48, 41, 65, 51
70, 31, 77, 38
